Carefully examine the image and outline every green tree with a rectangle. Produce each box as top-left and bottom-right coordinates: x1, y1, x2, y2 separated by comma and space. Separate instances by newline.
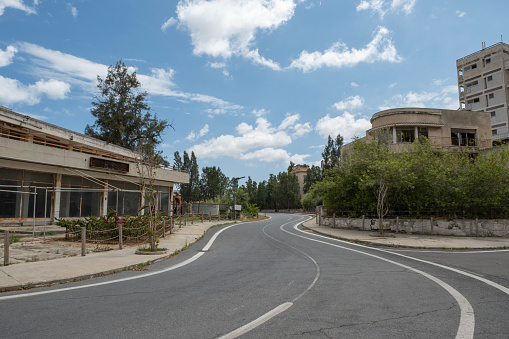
85, 60, 172, 165
303, 165, 322, 193
200, 166, 228, 201
321, 134, 344, 172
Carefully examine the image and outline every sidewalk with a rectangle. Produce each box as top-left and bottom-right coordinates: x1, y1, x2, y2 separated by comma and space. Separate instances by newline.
302, 219, 509, 249
0, 220, 232, 292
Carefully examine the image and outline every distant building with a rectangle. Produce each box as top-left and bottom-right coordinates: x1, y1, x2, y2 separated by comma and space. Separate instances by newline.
456, 42, 509, 141
290, 168, 308, 198
342, 107, 492, 157
0, 106, 189, 225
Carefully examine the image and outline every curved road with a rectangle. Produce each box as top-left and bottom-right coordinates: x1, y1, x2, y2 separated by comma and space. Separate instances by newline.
1, 214, 509, 338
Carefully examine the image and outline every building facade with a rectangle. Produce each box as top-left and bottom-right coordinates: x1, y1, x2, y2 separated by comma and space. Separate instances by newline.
368, 107, 492, 151
457, 42, 509, 141
341, 107, 492, 157
290, 168, 307, 198
0, 106, 189, 225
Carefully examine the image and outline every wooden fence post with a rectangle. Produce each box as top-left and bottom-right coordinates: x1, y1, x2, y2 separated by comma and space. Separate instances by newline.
332, 213, 335, 228
201, 212, 204, 222
81, 227, 86, 256
4, 231, 9, 266
162, 219, 166, 238
396, 216, 399, 233
362, 215, 365, 231
119, 221, 123, 249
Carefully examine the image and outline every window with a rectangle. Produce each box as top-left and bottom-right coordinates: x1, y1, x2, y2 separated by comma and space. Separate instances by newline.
418, 127, 428, 139
486, 58, 491, 64
467, 98, 480, 104
487, 75, 493, 81
493, 129, 498, 135
451, 129, 476, 146
396, 127, 414, 143
489, 93, 494, 99
471, 63, 478, 70
466, 80, 478, 87
491, 111, 496, 117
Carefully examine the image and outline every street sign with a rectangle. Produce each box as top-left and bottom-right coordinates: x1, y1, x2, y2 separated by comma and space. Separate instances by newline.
235, 205, 242, 211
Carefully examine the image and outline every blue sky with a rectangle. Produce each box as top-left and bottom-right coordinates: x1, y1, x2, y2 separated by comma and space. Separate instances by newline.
0, 0, 507, 183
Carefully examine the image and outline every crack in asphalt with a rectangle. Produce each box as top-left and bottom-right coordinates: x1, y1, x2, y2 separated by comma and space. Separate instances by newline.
292, 304, 457, 337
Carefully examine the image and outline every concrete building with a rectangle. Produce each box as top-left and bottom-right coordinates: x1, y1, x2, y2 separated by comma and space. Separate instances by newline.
290, 168, 308, 198
457, 42, 509, 141
342, 107, 492, 157
0, 106, 189, 225
368, 108, 492, 151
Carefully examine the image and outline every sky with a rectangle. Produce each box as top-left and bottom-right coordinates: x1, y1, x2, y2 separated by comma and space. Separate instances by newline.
0, 0, 508, 184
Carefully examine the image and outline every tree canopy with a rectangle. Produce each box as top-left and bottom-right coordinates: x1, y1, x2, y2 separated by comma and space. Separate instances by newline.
85, 60, 172, 165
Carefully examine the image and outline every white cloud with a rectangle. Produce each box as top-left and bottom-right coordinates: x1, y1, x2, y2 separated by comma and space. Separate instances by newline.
209, 62, 226, 69
185, 131, 196, 141
315, 112, 371, 140
356, 0, 416, 18
189, 117, 292, 159
67, 3, 77, 18
356, 0, 386, 18
175, 0, 296, 69
391, 0, 416, 15
0, 76, 70, 105
161, 17, 177, 32
350, 82, 359, 87
278, 113, 312, 137
252, 108, 269, 117
198, 124, 209, 137
389, 82, 397, 88
240, 147, 309, 164
0, 0, 36, 16
456, 10, 466, 18
15, 42, 243, 113
289, 26, 401, 72
333, 95, 365, 111
0, 45, 17, 67
379, 84, 459, 110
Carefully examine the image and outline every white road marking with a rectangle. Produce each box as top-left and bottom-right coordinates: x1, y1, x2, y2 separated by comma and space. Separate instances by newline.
288, 218, 475, 339
0, 223, 241, 301
219, 218, 320, 338
218, 302, 293, 339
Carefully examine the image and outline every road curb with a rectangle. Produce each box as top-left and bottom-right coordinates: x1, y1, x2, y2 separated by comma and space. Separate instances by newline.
0, 222, 236, 293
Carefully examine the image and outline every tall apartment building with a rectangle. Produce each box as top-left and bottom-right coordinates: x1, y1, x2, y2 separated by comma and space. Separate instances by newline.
457, 42, 509, 141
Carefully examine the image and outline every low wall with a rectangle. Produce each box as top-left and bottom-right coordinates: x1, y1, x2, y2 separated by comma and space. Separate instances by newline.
319, 215, 509, 237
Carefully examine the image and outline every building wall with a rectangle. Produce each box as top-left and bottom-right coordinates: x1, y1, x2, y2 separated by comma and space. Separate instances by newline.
457, 42, 509, 140
0, 106, 188, 225
368, 107, 492, 149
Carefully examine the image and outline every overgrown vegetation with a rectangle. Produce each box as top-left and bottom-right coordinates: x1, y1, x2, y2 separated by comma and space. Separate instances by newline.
308, 137, 509, 219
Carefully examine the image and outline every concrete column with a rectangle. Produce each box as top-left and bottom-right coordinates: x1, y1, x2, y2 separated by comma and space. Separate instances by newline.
414, 126, 419, 141
101, 180, 108, 216
392, 126, 397, 143
53, 173, 62, 220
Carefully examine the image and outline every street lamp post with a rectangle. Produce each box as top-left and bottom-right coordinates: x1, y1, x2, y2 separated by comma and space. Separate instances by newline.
232, 176, 245, 221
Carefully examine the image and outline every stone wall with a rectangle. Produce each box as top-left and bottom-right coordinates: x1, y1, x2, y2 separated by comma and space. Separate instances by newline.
319, 215, 509, 237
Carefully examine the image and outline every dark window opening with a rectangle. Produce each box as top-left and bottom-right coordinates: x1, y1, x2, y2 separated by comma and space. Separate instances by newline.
397, 127, 414, 143
451, 130, 476, 146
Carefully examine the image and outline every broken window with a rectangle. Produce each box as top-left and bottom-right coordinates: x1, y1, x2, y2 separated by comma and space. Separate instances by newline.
451, 129, 476, 146
396, 127, 414, 143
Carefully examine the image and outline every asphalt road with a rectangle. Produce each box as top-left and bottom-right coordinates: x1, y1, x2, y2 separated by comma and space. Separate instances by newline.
1, 214, 509, 338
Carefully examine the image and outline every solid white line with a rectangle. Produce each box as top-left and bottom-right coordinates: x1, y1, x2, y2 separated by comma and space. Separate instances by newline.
0, 223, 241, 301
300, 223, 509, 296
288, 220, 475, 339
218, 302, 293, 339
